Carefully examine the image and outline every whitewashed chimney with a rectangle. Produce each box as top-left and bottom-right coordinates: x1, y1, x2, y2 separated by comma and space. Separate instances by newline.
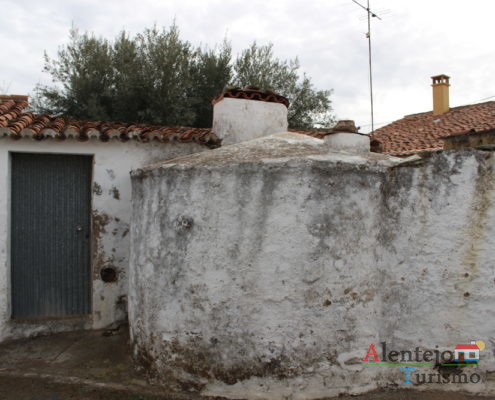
324, 120, 370, 153
212, 87, 289, 145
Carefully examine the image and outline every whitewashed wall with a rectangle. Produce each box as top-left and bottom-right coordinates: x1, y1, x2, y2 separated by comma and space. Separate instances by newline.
213, 98, 288, 145
0, 138, 206, 342
129, 134, 495, 399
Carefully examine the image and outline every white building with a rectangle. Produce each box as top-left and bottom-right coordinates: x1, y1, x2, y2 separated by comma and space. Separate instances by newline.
0, 94, 217, 342
129, 90, 494, 398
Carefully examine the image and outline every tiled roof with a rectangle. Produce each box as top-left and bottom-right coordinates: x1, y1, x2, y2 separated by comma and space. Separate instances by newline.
371, 101, 495, 154
0, 95, 326, 148
212, 88, 290, 108
455, 344, 479, 350
0, 96, 221, 147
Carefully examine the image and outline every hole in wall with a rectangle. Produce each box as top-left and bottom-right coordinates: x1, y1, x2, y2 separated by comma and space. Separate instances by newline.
100, 267, 118, 283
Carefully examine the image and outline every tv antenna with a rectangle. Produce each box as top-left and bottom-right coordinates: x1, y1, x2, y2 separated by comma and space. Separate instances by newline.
351, 0, 381, 132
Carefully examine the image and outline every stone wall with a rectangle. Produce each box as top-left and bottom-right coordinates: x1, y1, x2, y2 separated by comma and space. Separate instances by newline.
129, 133, 495, 399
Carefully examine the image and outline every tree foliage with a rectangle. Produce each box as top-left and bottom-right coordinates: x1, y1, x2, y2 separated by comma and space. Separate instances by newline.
34, 24, 333, 129
233, 42, 333, 128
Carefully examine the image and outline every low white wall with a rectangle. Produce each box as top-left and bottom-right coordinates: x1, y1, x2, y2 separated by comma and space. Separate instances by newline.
129, 139, 495, 398
0, 138, 205, 342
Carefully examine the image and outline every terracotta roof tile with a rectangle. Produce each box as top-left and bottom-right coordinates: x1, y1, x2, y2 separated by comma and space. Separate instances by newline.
212, 88, 290, 108
0, 96, 221, 148
371, 101, 495, 154
0, 95, 323, 148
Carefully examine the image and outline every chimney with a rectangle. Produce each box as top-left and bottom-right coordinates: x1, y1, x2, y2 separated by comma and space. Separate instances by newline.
212, 87, 289, 145
323, 120, 370, 153
431, 74, 450, 115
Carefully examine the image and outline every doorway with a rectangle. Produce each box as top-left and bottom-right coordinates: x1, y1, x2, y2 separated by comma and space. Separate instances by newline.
10, 153, 92, 318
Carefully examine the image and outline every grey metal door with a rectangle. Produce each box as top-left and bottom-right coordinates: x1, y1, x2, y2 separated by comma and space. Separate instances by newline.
11, 153, 92, 318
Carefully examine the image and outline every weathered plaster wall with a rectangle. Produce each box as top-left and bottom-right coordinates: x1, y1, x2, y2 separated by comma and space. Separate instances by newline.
129, 133, 495, 399
443, 132, 495, 150
212, 98, 288, 145
323, 132, 370, 153
0, 138, 206, 342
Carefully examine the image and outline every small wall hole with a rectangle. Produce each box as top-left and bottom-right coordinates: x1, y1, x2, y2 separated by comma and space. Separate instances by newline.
101, 267, 118, 283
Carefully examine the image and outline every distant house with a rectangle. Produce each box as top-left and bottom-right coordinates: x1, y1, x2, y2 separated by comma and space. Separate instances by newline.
454, 343, 480, 363
371, 75, 495, 155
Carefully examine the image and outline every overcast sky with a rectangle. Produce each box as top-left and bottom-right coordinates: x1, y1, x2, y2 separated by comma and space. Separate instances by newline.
1, 0, 494, 132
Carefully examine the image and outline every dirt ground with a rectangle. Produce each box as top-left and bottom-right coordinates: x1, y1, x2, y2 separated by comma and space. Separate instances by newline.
0, 375, 175, 400
0, 327, 193, 400
0, 328, 493, 400
0, 375, 493, 400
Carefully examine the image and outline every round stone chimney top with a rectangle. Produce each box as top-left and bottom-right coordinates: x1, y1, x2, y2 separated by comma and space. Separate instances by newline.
323, 120, 369, 153
331, 120, 358, 133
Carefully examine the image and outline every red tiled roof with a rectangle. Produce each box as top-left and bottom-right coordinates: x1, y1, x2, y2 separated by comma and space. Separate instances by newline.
455, 344, 479, 350
212, 88, 290, 108
0, 95, 325, 147
0, 96, 221, 147
371, 101, 495, 155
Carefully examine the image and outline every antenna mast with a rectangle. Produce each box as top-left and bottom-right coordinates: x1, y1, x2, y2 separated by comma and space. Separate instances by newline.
351, 0, 381, 132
